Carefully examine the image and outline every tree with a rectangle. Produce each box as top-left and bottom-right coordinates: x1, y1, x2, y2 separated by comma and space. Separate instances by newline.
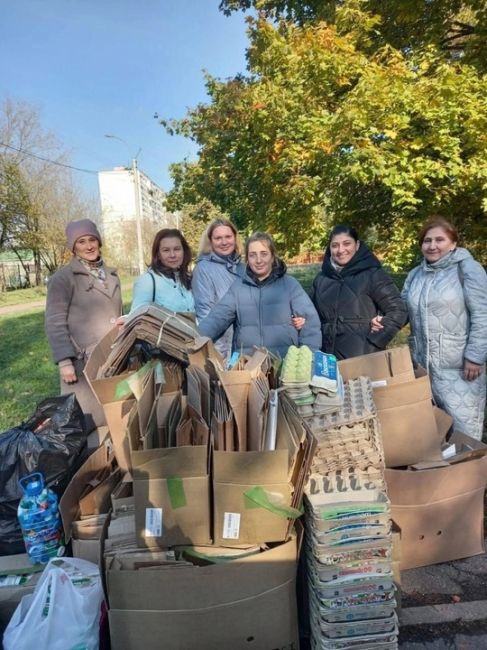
0, 98, 95, 283
163, 11, 487, 265
220, 0, 487, 71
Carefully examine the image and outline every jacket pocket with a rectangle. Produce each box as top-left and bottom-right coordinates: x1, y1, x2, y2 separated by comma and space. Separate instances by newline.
439, 333, 467, 369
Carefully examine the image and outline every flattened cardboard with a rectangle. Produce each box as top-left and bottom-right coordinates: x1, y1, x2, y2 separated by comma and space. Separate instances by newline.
107, 534, 299, 650
340, 348, 444, 467
132, 445, 211, 548
59, 443, 114, 541
213, 449, 292, 546
374, 374, 442, 467
338, 346, 414, 384
385, 452, 487, 569
0, 554, 43, 630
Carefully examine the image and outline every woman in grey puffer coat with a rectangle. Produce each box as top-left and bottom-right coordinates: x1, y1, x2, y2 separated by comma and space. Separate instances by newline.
199, 232, 321, 358
402, 217, 487, 440
192, 218, 245, 361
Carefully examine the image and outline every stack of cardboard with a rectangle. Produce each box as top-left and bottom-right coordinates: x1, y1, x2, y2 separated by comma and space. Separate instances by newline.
80, 312, 317, 649
338, 347, 487, 570
303, 377, 399, 650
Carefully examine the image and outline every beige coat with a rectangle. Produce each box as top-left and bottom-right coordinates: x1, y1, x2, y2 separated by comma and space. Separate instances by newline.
45, 257, 122, 430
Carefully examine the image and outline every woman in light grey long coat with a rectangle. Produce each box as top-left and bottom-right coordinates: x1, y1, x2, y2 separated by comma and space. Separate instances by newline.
45, 219, 122, 431
401, 217, 487, 440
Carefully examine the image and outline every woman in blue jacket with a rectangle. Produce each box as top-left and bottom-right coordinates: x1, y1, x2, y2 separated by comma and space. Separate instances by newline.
199, 232, 321, 358
192, 218, 245, 360
130, 228, 195, 313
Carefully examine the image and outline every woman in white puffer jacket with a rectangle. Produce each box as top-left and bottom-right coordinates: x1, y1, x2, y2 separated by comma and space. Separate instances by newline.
401, 216, 487, 440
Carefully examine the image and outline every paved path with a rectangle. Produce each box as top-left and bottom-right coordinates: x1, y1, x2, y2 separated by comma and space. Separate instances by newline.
0, 282, 133, 316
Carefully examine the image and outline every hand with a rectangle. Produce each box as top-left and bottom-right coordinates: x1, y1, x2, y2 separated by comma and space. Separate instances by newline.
115, 315, 128, 329
60, 362, 77, 384
291, 316, 306, 331
370, 315, 384, 333
463, 359, 484, 381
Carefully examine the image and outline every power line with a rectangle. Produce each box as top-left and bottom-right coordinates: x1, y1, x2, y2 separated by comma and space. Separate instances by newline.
0, 142, 99, 175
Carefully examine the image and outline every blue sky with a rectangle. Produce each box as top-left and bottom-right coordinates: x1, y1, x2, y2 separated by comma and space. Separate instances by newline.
0, 0, 249, 198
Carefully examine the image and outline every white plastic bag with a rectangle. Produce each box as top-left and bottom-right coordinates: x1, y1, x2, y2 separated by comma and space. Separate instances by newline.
3, 557, 103, 650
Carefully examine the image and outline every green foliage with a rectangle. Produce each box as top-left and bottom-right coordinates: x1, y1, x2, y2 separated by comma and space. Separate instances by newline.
164, 9, 487, 264
219, 0, 487, 71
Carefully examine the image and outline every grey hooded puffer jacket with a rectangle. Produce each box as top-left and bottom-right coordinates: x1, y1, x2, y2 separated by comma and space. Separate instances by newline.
192, 252, 245, 360
402, 247, 487, 440
198, 260, 321, 358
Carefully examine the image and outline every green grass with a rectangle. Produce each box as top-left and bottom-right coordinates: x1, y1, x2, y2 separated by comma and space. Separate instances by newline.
0, 309, 58, 431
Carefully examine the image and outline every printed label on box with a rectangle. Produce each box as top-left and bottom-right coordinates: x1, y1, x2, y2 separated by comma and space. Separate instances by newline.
145, 508, 163, 537
223, 512, 241, 539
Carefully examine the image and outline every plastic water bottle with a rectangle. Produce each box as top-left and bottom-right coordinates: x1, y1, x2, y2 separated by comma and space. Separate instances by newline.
18, 472, 65, 565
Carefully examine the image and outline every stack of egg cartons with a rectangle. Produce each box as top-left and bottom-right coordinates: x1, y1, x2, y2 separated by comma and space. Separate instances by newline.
303, 377, 398, 650
280, 345, 315, 416
281, 347, 344, 417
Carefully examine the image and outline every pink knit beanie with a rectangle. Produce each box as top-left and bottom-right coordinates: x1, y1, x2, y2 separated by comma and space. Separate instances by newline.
66, 219, 102, 251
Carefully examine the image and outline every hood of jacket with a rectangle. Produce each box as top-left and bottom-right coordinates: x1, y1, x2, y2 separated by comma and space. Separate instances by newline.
244, 257, 287, 287
321, 241, 381, 279
196, 251, 242, 274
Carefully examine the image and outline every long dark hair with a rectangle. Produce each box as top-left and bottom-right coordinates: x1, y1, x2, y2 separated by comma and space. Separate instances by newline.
150, 228, 192, 290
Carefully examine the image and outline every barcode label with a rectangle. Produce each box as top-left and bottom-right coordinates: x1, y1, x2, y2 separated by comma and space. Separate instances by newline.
145, 508, 163, 537
223, 512, 241, 539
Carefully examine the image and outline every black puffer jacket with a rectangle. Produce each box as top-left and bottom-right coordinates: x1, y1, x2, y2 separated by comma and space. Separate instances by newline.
311, 243, 408, 359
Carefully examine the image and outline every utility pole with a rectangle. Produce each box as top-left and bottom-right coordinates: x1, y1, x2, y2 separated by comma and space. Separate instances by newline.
132, 157, 145, 275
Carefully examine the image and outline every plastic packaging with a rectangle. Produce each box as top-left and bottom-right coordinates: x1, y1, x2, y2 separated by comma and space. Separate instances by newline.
0, 394, 87, 555
18, 473, 65, 565
3, 557, 103, 650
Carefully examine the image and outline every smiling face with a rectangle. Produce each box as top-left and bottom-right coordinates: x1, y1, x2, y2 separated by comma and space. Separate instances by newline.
247, 240, 274, 280
74, 235, 100, 262
329, 233, 359, 266
421, 226, 456, 263
210, 225, 236, 257
158, 236, 184, 270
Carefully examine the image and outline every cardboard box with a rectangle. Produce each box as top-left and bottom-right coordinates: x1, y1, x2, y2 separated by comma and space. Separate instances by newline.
84, 327, 141, 472
107, 534, 299, 650
339, 348, 444, 467
385, 440, 487, 569
59, 443, 116, 561
131, 445, 212, 548
0, 555, 43, 632
213, 449, 292, 546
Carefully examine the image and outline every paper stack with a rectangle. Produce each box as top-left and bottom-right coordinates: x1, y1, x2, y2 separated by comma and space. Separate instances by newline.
304, 377, 399, 650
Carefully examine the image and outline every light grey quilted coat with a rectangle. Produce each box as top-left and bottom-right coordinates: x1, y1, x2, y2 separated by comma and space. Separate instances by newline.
402, 248, 487, 440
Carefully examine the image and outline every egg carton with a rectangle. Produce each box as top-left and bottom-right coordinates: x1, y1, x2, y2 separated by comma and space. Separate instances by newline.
310, 602, 398, 639
304, 376, 376, 430
305, 471, 388, 506
309, 624, 398, 650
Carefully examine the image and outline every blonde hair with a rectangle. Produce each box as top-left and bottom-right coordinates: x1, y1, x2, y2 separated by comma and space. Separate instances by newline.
198, 218, 241, 256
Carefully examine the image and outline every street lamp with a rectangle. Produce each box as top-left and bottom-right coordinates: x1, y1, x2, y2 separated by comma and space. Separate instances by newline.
104, 134, 145, 275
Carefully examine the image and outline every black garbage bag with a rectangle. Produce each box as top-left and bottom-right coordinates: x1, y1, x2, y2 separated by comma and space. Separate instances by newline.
0, 393, 88, 555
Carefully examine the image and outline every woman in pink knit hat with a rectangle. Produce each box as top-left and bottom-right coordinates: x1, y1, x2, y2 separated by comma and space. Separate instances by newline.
45, 219, 122, 431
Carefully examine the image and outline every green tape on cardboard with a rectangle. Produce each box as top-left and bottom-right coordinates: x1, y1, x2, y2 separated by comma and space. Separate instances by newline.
167, 477, 186, 509
243, 486, 303, 519
114, 360, 156, 400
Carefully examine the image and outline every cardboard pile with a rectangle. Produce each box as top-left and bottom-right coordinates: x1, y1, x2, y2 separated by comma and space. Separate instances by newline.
303, 377, 399, 650
337, 347, 487, 570
81, 311, 317, 649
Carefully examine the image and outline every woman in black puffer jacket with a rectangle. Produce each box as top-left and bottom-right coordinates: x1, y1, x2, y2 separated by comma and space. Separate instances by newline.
311, 224, 408, 360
